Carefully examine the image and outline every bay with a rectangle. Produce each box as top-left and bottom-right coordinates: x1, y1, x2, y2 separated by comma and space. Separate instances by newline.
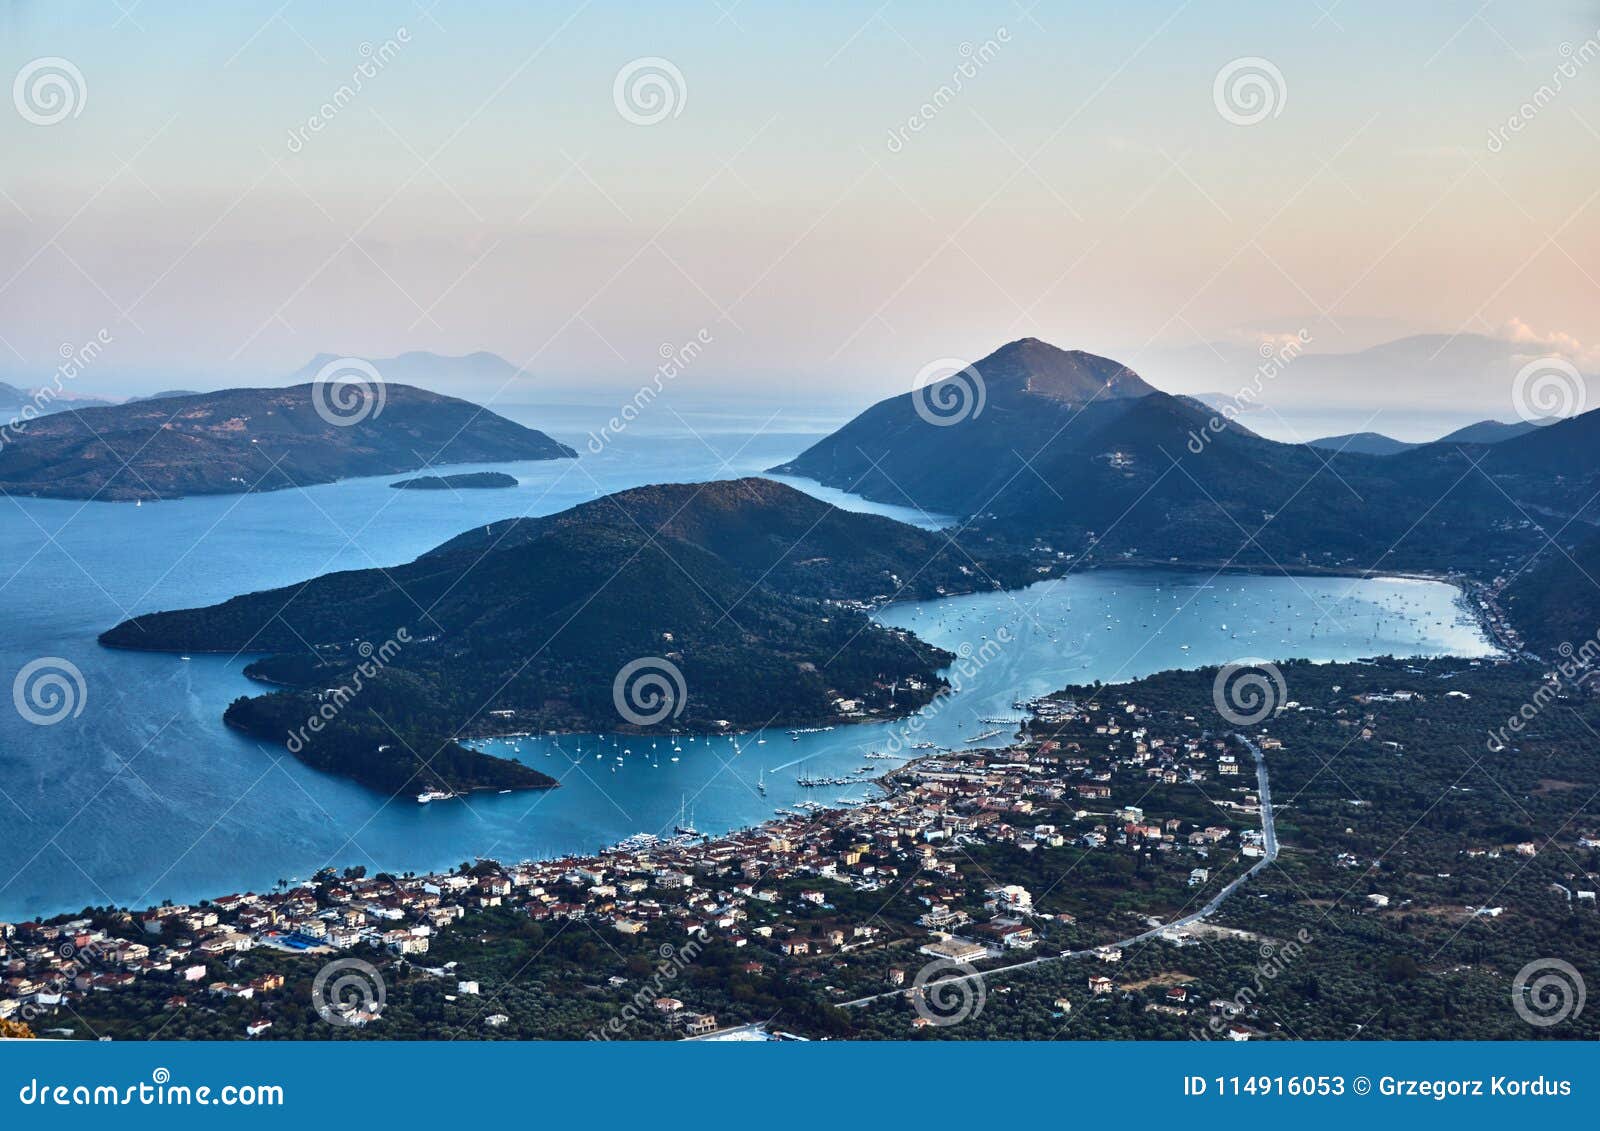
0, 402, 1494, 920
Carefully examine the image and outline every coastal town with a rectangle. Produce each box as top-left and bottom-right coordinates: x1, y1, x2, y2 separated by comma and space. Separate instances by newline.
2, 682, 1273, 1040
6, 655, 1597, 1042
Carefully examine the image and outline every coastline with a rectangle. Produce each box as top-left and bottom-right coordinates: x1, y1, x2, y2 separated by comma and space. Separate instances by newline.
27, 561, 1512, 924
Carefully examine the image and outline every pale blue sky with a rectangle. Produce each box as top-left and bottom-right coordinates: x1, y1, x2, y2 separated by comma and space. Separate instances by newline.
2, 0, 1598, 404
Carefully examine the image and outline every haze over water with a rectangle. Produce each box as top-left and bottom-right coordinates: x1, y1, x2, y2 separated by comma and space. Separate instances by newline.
0, 405, 1495, 920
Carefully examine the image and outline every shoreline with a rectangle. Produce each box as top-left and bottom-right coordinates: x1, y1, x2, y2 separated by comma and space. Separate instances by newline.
19, 564, 1513, 924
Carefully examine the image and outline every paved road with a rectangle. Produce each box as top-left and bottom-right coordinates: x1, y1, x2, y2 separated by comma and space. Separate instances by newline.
841, 733, 1278, 1009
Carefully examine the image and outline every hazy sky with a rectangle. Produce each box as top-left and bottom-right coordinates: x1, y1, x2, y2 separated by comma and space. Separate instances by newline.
3, 0, 1599, 405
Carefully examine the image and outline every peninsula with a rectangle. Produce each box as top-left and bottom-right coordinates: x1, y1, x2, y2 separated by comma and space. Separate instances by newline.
99, 478, 1036, 794
0, 384, 575, 501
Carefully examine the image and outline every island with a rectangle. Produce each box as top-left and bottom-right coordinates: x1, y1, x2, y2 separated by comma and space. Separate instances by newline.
390, 472, 518, 490
98, 478, 1036, 796
0, 384, 575, 501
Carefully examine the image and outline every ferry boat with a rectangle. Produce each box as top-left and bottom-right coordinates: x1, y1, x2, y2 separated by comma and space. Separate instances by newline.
416, 789, 456, 804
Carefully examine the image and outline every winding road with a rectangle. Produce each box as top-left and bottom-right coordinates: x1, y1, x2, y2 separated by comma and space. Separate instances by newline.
841, 733, 1277, 1009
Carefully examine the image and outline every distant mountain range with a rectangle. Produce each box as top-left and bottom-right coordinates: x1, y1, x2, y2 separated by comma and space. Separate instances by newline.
1307, 420, 1542, 455
288, 351, 529, 400
1153, 331, 1594, 417
770, 338, 1598, 581
98, 479, 1033, 795
0, 385, 574, 501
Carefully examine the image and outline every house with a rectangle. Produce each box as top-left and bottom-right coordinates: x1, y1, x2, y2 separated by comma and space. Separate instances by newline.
1088, 976, 1115, 995
918, 937, 987, 964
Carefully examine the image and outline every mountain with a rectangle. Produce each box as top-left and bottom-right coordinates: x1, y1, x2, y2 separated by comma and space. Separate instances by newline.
1308, 420, 1541, 457
1437, 419, 1541, 445
1147, 332, 1595, 418
0, 384, 575, 501
99, 479, 1032, 794
1306, 432, 1417, 456
2, 382, 117, 421
772, 338, 1549, 572
1503, 530, 1600, 657
126, 389, 204, 403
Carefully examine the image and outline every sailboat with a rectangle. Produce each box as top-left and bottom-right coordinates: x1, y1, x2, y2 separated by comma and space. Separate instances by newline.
674, 794, 700, 837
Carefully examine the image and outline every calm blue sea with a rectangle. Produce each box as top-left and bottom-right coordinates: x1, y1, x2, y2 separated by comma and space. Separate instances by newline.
0, 401, 1495, 921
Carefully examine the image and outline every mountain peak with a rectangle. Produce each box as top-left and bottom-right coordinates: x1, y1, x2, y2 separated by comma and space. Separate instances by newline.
976, 339, 1156, 403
